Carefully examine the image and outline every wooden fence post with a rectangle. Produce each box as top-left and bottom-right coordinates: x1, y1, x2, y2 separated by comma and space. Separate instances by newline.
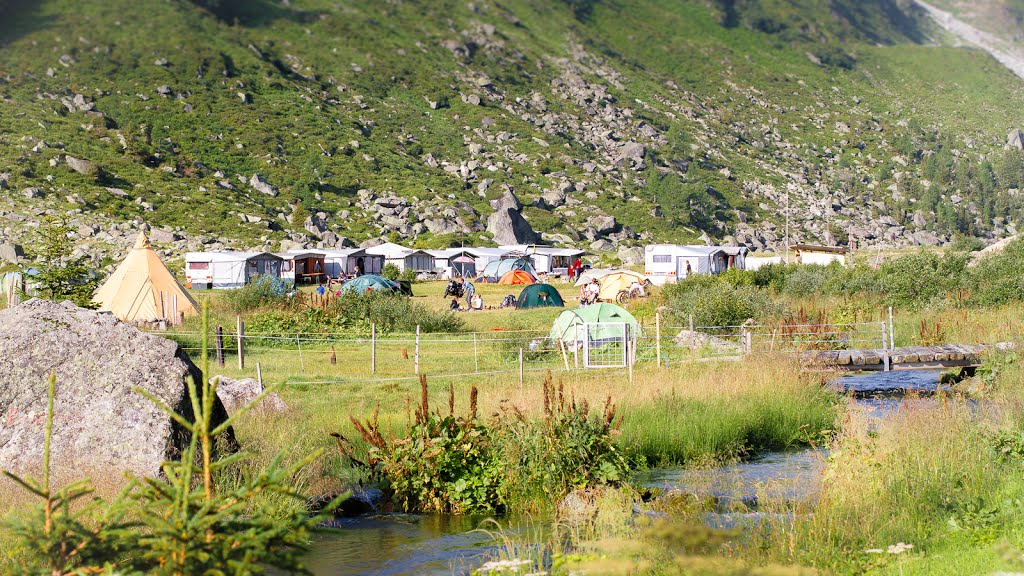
296, 334, 304, 373
473, 333, 479, 374
371, 323, 377, 374
256, 362, 263, 388
215, 326, 224, 367
236, 315, 245, 370
414, 325, 420, 375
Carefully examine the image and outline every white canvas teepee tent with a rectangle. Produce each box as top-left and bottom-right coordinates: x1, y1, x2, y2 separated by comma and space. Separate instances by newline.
93, 231, 198, 324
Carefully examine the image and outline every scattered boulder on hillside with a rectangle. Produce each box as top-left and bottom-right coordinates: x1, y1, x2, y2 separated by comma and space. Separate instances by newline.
211, 376, 287, 415
1009, 129, 1024, 150
0, 172, 10, 190
486, 188, 537, 244
65, 155, 97, 176
249, 173, 278, 197
0, 299, 234, 479
0, 243, 24, 264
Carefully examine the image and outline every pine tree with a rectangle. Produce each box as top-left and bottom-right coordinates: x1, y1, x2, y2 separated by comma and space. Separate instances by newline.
31, 218, 99, 309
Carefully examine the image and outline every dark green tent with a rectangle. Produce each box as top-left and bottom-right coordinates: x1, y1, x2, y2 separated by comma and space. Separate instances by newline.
516, 283, 565, 309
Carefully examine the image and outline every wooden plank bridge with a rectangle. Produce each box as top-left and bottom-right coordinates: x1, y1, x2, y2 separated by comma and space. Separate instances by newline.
801, 344, 989, 372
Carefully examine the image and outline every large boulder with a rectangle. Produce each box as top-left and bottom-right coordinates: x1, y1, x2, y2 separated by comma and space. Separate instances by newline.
487, 207, 538, 245
0, 242, 24, 264
212, 376, 287, 415
0, 300, 234, 479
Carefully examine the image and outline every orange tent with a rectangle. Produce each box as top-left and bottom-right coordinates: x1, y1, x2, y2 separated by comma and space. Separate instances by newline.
497, 269, 536, 285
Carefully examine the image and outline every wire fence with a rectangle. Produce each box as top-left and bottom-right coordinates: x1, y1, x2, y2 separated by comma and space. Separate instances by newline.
151, 319, 891, 385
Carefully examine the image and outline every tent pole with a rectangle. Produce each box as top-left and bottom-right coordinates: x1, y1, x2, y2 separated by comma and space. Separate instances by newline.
559, 338, 569, 370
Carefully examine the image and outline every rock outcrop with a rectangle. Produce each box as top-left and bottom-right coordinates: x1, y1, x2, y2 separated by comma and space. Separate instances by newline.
487, 188, 538, 244
0, 299, 234, 479
212, 376, 288, 415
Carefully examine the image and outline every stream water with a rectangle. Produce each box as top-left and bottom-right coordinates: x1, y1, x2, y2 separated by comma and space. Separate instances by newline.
301, 369, 946, 575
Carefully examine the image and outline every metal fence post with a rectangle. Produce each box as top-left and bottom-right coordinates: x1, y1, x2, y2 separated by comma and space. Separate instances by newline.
689, 314, 695, 351
296, 333, 304, 373
371, 323, 377, 374
519, 347, 524, 394
655, 312, 662, 367
627, 325, 634, 384
474, 333, 479, 374
415, 325, 420, 375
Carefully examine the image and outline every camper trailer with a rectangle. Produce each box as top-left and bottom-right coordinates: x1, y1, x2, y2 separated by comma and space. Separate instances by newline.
644, 244, 731, 285
287, 248, 383, 278
790, 244, 848, 266
364, 242, 436, 273
499, 245, 585, 276
185, 251, 284, 289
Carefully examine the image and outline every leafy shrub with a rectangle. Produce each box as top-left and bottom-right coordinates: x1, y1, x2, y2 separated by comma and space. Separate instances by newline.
247, 290, 463, 338
339, 374, 629, 514
662, 275, 785, 327
969, 238, 1024, 306
491, 374, 630, 511
875, 250, 968, 307
344, 378, 500, 514
222, 275, 293, 313
380, 263, 400, 281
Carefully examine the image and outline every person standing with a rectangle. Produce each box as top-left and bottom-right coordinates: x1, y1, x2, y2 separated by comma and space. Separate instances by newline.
573, 257, 583, 280
463, 278, 475, 309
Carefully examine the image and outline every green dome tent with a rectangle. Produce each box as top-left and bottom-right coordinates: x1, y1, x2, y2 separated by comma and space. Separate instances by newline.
549, 303, 640, 346
339, 274, 401, 295
516, 283, 565, 309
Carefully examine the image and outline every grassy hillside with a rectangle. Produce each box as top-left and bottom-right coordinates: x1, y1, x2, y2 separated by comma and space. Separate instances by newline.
1, 0, 1023, 263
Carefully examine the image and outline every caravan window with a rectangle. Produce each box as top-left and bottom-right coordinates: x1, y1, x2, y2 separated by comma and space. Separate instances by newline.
652, 254, 672, 263
188, 262, 209, 270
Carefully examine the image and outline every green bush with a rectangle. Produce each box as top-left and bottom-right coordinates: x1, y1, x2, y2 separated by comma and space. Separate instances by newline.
380, 263, 400, 281
969, 238, 1024, 306
662, 274, 785, 327
247, 290, 463, 338
341, 374, 629, 514
221, 275, 293, 314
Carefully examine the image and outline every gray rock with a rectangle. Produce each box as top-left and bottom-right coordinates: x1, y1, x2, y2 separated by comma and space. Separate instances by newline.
617, 246, 643, 266
149, 228, 180, 243
0, 300, 234, 479
0, 243, 24, 264
249, 173, 278, 197
588, 215, 617, 236
21, 187, 41, 199
424, 218, 460, 235
486, 207, 537, 245
1009, 129, 1024, 150
65, 156, 97, 176
589, 239, 613, 251
913, 230, 940, 246
0, 172, 8, 190
211, 376, 287, 415
280, 239, 304, 251
489, 187, 522, 212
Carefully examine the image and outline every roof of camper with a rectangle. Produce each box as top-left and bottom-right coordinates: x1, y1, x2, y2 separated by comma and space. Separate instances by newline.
184, 251, 283, 262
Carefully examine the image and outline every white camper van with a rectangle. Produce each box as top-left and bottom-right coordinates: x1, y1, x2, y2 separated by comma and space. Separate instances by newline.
644, 244, 732, 285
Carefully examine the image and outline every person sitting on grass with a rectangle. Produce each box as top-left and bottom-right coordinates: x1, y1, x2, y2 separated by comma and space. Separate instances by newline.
450, 297, 460, 311
470, 293, 483, 310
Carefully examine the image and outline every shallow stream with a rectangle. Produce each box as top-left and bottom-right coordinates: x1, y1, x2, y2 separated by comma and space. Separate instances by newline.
301, 369, 946, 575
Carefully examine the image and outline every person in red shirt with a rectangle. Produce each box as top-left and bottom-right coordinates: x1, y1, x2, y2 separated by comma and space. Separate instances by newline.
572, 257, 582, 280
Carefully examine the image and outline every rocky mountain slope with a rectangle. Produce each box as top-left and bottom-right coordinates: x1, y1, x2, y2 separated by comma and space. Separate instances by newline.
2, 0, 1024, 267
